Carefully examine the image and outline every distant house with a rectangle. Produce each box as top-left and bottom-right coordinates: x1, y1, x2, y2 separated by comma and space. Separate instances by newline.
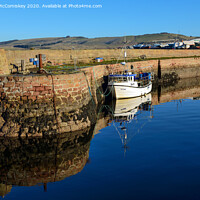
193, 38, 200, 43
183, 40, 195, 45
183, 38, 200, 45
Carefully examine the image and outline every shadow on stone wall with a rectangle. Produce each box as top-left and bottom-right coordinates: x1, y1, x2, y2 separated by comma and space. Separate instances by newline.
0, 98, 97, 137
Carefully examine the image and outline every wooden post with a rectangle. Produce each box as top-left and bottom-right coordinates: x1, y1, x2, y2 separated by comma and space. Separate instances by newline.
21, 60, 25, 71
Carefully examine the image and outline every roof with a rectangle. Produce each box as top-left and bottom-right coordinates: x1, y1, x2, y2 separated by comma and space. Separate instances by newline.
95, 57, 103, 59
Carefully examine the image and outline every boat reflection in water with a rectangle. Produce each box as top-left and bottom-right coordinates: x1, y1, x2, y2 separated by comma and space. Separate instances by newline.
110, 94, 153, 154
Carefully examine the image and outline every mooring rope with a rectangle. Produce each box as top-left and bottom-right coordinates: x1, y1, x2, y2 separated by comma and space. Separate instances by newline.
37, 69, 62, 136
82, 71, 96, 106
92, 66, 113, 97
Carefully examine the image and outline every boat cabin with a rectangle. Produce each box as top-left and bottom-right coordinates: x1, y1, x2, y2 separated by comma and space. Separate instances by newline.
109, 72, 151, 83
109, 74, 137, 83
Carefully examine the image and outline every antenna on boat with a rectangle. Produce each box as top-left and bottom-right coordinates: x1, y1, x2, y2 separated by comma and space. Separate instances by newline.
116, 35, 127, 65
123, 36, 129, 72
124, 36, 127, 62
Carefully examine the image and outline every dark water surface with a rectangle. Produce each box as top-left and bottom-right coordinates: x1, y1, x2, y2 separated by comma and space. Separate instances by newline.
1, 79, 200, 200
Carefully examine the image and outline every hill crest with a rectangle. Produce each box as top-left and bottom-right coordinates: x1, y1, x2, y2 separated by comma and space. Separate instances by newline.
0, 33, 197, 50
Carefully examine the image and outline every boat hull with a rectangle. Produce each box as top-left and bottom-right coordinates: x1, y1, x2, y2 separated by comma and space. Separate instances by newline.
109, 82, 152, 99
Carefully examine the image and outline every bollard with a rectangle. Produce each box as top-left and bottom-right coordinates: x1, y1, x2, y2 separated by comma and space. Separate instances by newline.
39, 54, 43, 71
37, 54, 44, 74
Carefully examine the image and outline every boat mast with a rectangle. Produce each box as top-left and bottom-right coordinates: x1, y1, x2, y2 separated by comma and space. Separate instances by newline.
124, 36, 128, 72
124, 36, 127, 62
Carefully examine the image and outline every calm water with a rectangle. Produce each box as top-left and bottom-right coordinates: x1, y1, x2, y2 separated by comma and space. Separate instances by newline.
1, 81, 200, 200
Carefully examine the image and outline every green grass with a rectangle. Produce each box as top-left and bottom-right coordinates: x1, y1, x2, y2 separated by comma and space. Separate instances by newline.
42, 55, 200, 74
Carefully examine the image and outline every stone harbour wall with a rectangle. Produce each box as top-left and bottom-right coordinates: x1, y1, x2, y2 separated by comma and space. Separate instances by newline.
0, 49, 9, 75
0, 71, 99, 137
0, 57, 200, 102
0, 72, 90, 103
126, 57, 200, 78
5, 49, 200, 68
82, 57, 200, 79
0, 99, 96, 137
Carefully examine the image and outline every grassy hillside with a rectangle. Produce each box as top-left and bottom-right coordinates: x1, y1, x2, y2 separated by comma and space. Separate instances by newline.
0, 33, 197, 50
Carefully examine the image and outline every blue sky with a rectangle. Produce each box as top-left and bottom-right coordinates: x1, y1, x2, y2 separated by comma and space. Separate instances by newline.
0, 0, 199, 42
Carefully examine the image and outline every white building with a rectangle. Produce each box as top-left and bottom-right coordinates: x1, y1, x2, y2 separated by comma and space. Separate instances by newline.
183, 38, 200, 45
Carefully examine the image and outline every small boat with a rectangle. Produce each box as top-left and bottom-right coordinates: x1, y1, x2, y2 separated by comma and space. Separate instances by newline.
108, 70, 153, 99
108, 40, 153, 99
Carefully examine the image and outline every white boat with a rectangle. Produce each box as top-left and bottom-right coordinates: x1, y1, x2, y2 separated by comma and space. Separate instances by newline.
108, 71, 153, 99
108, 42, 153, 99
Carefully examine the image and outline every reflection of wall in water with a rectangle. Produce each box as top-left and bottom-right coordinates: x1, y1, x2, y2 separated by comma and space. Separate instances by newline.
0, 128, 93, 196
0, 183, 12, 198
152, 77, 200, 105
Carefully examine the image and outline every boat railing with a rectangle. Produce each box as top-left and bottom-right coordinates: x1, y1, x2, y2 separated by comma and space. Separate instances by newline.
109, 74, 136, 82
109, 71, 154, 84
136, 72, 153, 86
